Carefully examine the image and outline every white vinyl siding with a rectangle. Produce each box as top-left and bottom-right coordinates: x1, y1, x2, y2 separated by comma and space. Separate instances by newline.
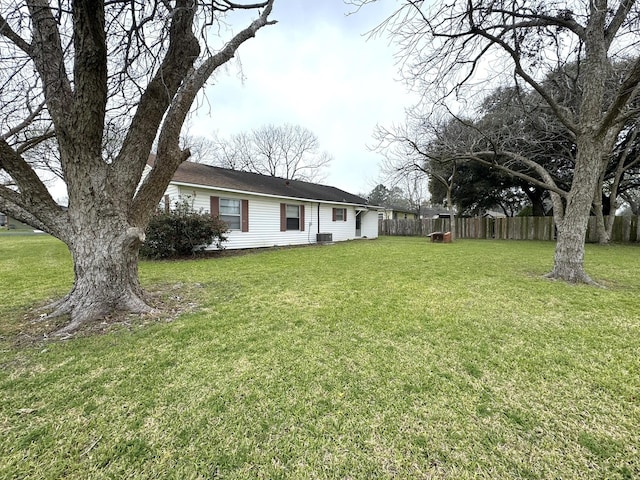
164, 185, 180, 204
360, 210, 380, 238
320, 205, 352, 242
165, 185, 378, 249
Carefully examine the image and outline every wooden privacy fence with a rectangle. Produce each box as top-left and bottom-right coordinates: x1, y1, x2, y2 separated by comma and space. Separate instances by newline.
379, 216, 640, 243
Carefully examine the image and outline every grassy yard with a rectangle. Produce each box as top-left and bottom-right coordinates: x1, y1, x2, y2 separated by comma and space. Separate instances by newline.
1, 236, 639, 479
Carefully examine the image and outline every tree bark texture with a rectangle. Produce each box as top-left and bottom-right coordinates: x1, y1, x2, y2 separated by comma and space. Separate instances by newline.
547, 0, 612, 282
0, 1, 276, 333
549, 133, 609, 283
50, 224, 149, 335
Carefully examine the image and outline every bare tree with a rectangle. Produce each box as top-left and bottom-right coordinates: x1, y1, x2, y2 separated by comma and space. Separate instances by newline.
360, 0, 640, 284
179, 133, 218, 165
0, 1, 277, 333
375, 115, 464, 239
209, 124, 333, 182
595, 123, 640, 241
397, 169, 429, 218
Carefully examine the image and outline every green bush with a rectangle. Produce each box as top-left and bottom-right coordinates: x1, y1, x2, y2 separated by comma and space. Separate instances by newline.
140, 197, 228, 259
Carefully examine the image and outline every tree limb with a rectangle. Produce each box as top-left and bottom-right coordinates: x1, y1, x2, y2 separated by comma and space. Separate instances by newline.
71, 0, 108, 153
112, 0, 201, 199
0, 13, 32, 53
25, 0, 74, 141
599, 56, 640, 136
464, 150, 567, 198
131, 0, 277, 224
468, 23, 579, 134
0, 101, 47, 141
605, 0, 636, 48
0, 188, 55, 234
0, 139, 66, 236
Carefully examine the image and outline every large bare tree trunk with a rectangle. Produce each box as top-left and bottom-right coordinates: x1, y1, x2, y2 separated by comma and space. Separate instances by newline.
548, 1, 615, 283
48, 213, 150, 334
551, 216, 593, 283
0, 1, 276, 334
548, 135, 605, 283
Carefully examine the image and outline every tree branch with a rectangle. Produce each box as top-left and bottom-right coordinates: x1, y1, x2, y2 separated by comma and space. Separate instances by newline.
463, 150, 567, 198
71, 0, 108, 153
0, 139, 66, 236
25, 0, 74, 141
0, 13, 32, 53
0, 188, 55, 234
468, 24, 579, 134
605, 0, 636, 48
0, 101, 47, 141
111, 0, 201, 199
599, 56, 640, 136
131, 0, 277, 224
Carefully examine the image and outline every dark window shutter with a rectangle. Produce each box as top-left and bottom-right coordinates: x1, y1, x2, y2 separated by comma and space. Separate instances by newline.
300, 205, 305, 232
210, 196, 220, 217
344, 208, 347, 222
332, 208, 336, 221
241, 199, 249, 232
280, 203, 286, 232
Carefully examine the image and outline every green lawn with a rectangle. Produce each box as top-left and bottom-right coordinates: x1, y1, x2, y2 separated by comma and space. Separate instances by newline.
1, 236, 639, 479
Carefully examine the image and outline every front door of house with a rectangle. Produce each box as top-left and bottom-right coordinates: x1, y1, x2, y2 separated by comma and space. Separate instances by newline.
355, 212, 361, 237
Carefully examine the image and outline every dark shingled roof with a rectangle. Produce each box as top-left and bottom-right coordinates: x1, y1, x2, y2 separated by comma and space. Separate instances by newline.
170, 161, 368, 205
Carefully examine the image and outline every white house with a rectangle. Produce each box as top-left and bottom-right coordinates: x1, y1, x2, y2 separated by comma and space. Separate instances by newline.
157, 160, 381, 249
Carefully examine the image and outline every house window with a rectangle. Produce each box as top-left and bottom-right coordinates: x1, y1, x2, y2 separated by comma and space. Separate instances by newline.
333, 207, 347, 222
280, 203, 305, 231
286, 204, 300, 230
210, 196, 249, 232
220, 198, 241, 230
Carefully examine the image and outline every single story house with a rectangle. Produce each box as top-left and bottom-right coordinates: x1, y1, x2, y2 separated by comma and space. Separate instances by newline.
378, 205, 419, 221
156, 160, 382, 250
482, 210, 507, 219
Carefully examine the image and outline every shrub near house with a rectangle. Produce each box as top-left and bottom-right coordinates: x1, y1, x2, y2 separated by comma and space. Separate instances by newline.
140, 198, 228, 259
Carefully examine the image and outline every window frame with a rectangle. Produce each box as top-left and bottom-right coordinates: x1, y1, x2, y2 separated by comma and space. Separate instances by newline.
286, 204, 300, 230
210, 196, 249, 232
280, 203, 305, 232
333, 207, 347, 222
219, 198, 242, 231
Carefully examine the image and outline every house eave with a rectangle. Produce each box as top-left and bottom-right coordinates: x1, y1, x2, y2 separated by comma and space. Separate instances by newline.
170, 180, 371, 208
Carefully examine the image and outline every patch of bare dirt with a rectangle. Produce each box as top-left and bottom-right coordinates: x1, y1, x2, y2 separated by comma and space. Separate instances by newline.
9, 283, 204, 347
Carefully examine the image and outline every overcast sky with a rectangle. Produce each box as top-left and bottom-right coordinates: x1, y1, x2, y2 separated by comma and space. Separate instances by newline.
189, 0, 417, 197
